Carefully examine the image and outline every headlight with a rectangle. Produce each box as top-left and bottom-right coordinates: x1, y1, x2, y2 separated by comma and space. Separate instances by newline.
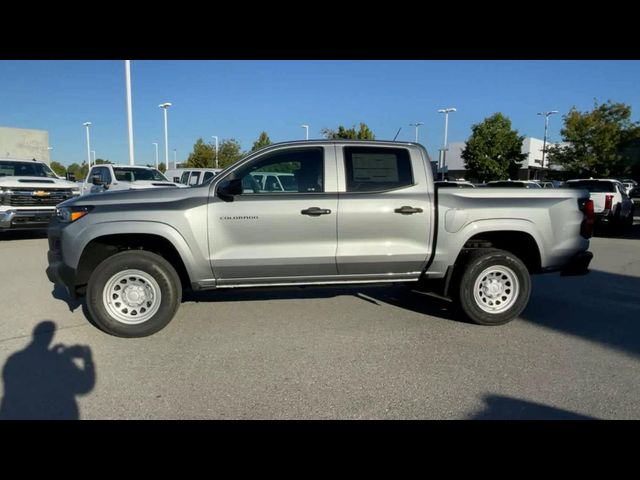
71, 188, 81, 196
56, 206, 93, 223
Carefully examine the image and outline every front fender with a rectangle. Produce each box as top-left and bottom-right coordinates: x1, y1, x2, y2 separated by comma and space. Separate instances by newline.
61, 220, 206, 283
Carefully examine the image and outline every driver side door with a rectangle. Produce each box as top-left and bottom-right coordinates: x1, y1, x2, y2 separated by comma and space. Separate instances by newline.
208, 146, 338, 285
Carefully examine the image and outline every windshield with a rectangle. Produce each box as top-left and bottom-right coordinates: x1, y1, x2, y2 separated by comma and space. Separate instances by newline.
565, 181, 616, 193
113, 167, 168, 182
0, 160, 58, 178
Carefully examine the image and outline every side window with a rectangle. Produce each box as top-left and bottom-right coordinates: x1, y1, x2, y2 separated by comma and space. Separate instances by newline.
101, 167, 112, 184
343, 147, 413, 192
203, 172, 214, 183
189, 172, 201, 186
233, 147, 324, 194
180, 172, 190, 184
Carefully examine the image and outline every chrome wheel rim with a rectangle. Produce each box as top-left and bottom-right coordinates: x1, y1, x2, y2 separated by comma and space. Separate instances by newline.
473, 265, 519, 314
103, 269, 162, 325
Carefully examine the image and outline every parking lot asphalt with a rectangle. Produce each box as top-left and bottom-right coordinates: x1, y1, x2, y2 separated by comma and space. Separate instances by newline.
0, 222, 639, 419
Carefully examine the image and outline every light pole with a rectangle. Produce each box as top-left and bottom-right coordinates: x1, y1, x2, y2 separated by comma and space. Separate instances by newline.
301, 124, 309, 140
152, 143, 159, 169
159, 102, 172, 167
83, 122, 92, 168
212, 135, 218, 168
125, 60, 135, 165
91, 150, 96, 164
173, 149, 177, 169
437, 108, 456, 180
409, 122, 424, 143
537, 110, 559, 174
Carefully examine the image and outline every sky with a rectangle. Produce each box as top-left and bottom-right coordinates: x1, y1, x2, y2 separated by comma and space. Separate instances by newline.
1, 60, 640, 167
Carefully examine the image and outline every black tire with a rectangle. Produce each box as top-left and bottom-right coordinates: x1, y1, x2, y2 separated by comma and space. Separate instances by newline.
86, 250, 182, 337
451, 248, 531, 326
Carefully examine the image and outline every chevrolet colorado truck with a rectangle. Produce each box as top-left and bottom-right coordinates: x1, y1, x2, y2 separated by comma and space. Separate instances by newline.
1, 158, 80, 232
46, 140, 594, 337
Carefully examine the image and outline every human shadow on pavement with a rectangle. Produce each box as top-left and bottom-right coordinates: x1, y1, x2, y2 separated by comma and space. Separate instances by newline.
470, 394, 597, 420
522, 270, 640, 358
0, 321, 95, 420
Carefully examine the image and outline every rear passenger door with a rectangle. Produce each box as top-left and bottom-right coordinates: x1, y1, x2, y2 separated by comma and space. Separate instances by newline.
336, 145, 434, 276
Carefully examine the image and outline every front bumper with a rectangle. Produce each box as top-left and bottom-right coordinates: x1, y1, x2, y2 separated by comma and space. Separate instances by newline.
0, 209, 55, 231
560, 250, 593, 277
45, 217, 77, 298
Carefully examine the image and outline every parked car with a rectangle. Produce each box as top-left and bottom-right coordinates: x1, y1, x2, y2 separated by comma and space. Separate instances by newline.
626, 186, 640, 209
47, 140, 594, 338
620, 179, 637, 195
434, 180, 475, 188
532, 181, 555, 188
0, 158, 80, 232
564, 179, 634, 229
487, 180, 542, 189
81, 164, 185, 196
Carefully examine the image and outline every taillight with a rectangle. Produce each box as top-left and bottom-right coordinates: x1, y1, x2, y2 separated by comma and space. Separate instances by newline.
579, 198, 594, 239
604, 194, 613, 211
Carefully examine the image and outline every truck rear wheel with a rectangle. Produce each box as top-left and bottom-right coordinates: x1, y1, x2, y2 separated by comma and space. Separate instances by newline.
452, 248, 531, 326
86, 250, 182, 337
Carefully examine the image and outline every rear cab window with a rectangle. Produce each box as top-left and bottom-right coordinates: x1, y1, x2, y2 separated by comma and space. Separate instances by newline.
343, 147, 413, 192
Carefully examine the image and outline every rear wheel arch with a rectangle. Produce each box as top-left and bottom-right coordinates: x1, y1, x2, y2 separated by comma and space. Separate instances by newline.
457, 230, 542, 274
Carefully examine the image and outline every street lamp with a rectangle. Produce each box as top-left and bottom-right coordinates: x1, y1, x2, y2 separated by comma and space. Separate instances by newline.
437, 108, 456, 180
152, 143, 159, 170
301, 124, 309, 140
83, 122, 92, 168
173, 149, 177, 169
159, 102, 172, 167
91, 150, 96, 165
125, 60, 135, 165
537, 110, 559, 172
409, 122, 424, 143
212, 136, 219, 168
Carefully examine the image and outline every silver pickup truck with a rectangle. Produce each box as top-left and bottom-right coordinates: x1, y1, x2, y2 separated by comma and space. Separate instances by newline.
46, 140, 594, 337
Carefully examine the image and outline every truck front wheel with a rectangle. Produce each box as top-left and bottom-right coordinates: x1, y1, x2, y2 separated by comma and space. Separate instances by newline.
86, 250, 182, 337
452, 249, 531, 326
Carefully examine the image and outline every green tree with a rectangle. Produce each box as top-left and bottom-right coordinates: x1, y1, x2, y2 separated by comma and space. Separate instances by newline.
461, 113, 527, 182
50, 161, 66, 176
94, 158, 111, 165
157, 162, 167, 173
321, 123, 376, 140
547, 100, 640, 177
185, 138, 215, 168
251, 131, 272, 152
217, 139, 244, 168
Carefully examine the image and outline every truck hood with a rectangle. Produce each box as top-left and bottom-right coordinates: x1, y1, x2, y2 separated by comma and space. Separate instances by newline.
123, 180, 188, 189
0, 176, 80, 189
63, 182, 202, 207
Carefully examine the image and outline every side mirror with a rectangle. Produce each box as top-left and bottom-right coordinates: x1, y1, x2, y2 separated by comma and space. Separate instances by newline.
66, 173, 76, 182
217, 178, 243, 202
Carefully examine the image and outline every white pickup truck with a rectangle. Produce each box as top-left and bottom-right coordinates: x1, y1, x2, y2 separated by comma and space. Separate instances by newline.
81, 164, 185, 196
0, 158, 80, 232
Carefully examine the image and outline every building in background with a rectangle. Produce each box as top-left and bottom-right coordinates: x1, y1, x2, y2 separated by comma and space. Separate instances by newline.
444, 137, 564, 182
0, 126, 50, 164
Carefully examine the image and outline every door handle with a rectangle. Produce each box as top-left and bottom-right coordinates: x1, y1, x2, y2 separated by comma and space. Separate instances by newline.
301, 207, 332, 216
394, 206, 423, 215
